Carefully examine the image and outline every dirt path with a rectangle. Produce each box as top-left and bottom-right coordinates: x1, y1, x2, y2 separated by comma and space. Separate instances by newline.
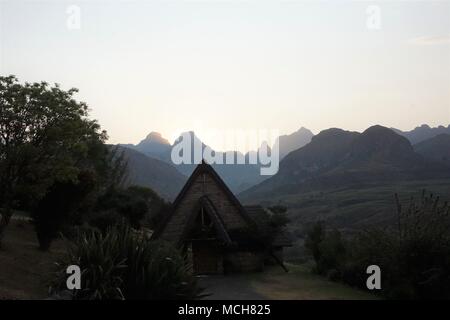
199, 264, 378, 300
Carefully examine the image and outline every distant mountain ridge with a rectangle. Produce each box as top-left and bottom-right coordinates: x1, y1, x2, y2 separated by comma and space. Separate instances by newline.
240, 125, 450, 201
392, 124, 450, 145
414, 133, 450, 166
120, 127, 314, 193
120, 131, 172, 162
274, 127, 314, 159
115, 145, 187, 200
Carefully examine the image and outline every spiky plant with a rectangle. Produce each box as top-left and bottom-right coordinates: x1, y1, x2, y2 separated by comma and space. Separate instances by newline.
51, 224, 204, 300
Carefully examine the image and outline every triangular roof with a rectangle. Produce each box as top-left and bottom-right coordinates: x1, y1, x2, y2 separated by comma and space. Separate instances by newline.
152, 160, 255, 241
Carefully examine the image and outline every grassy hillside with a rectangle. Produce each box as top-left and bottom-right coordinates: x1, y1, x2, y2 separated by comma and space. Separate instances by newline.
241, 179, 450, 234
117, 145, 187, 200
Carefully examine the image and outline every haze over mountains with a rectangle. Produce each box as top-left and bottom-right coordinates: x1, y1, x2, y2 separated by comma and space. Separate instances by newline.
115, 145, 187, 200
393, 124, 450, 144
240, 125, 450, 201
118, 124, 450, 202
119, 127, 314, 193
414, 133, 450, 167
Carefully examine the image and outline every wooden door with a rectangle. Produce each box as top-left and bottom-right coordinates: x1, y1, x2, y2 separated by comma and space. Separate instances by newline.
192, 240, 219, 274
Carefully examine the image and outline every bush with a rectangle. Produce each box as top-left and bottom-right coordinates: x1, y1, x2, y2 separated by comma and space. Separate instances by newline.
305, 222, 346, 276
88, 210, 124, 234
51, 224, 204, 300
32, 170, 96, 250
90, 186, 169, 232
305, 191, 450, 299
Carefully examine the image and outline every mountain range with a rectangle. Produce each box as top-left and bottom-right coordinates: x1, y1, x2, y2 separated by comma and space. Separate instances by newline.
414, 133, 450, 166
120, 127, 314, 193
118, 124, 450, 203
393, 124, 450, 144
239, 125, 450, 201
116, 145, 187, 200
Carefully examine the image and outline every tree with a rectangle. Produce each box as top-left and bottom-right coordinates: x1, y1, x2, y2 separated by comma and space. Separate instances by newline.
32, 170, 97, 250
267, 205, 289, 229
0, 75, 107, 246
304, 221, 326, 264
90, 185, 169, 232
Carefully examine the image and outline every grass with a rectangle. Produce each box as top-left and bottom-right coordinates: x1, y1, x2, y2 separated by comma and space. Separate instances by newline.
0, 220, 65, 299
199, 263, 378, 300
257, 179, 450, 232
2, 220, 377, 300
252, 263, 378, 300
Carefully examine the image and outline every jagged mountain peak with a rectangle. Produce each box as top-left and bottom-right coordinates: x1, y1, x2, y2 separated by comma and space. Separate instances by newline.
143, 131, 170, 145
393, 124, 450, 144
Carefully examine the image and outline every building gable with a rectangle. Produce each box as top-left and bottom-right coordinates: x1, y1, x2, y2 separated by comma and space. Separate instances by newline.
153, 161, 254, 245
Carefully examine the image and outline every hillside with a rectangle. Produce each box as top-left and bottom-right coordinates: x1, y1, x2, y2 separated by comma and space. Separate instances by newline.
116, 146, 187, 200
393, 124, 450, 144
414, 133, 450, 166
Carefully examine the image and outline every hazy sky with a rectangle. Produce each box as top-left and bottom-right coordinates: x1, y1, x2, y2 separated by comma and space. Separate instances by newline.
1, 0, 449, 151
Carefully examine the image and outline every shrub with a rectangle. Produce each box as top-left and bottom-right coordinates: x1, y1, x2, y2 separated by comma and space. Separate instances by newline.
305, 222, 346, 275
90, 186, 169, 231
32, 170, 96, 250
51, 224, 204, 300
88, 210, 124, 234
305, 191, 450, 299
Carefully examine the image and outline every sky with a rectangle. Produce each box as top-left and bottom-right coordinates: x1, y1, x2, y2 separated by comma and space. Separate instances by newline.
0, 0, 449, 151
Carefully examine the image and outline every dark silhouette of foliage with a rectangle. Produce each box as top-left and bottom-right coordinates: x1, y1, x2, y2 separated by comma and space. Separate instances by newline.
90, 185, 169, 232
51, 224, 204, 300
32, 171, 96, 250
305, 191, 450, 299
0, 75, 107, 246
267, 205, 289, 229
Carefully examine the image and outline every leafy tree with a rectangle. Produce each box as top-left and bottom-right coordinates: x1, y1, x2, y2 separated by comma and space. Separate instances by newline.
90, 185, 169, 232
0, 75, 107, 246
267, 205, 289, 230
32, 170, 97, 250
304, 221, 326, 266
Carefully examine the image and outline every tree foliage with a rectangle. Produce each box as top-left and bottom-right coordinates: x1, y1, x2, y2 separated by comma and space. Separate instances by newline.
0, 75, 108, 245
89, 185, 170, 232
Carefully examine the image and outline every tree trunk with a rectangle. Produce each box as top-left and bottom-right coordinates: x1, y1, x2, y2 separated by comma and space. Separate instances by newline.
0, 207, 13, 248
